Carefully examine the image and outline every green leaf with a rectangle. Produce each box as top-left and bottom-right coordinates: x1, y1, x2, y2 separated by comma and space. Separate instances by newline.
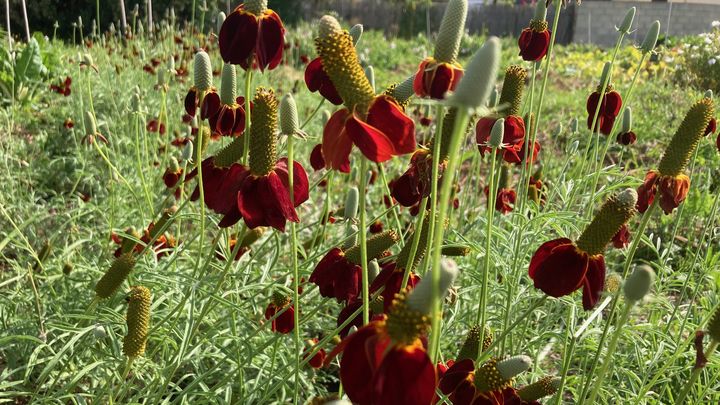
14, 38, 48, 84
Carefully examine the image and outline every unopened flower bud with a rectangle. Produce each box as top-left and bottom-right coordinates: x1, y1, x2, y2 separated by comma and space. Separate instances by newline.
217, 11, 226, 33
518, 376, 561, 401
488, 87, 499, 108
182, 140, 194, 162
618, 7, 636, 34
434, 0, 468, 63
220, 63, 237, 105
567, 139, 579, 154
641, 21, 660, 54
489, 118, 505, 148
450, 37, 500, 110
624, 264, 655, 302
553, 123, 563, 138
349, 24, 363, 45
368, 259, 380, 282
406, 258, 459, 315
84, 110, 98, 135
621, 107, 633, 133
364, 65, 375, 92
705, 90, 713, 99
193, 50, 213, 91
344, 187, 360, 220
343, 224, 358, 250
570, 117, 579, 133
280, 93, 301, 136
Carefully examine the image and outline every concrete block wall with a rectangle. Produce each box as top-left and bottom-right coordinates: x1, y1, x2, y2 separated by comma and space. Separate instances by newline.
575, 2, 720, 47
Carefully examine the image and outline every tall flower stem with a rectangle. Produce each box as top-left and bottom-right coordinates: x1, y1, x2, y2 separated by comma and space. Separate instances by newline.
584, 301, 634, 404
401, 197, 428, 289
194, 92, 207, 279
552, 304, 577, 405
242, 70, 253, 165
359, 157, 370, 324
475, 153, 498, 330
287, 133, 301, 405
424, 104, 446, 280
586, 52, 648, 217
377, 164, 404, 237
516, 61, 539, 216
578, 199, 658, 401
428, 107, 469, 362
675, 341, 719, 404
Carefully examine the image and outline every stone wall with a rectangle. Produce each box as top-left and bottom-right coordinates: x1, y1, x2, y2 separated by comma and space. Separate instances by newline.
301, 0, 720, 48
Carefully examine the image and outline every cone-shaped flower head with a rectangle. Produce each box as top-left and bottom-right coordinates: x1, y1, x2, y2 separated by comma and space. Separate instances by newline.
317, 16, 416, 171
641, 21, 660, 54
248, 87, 279, 176
406, 258, 460, 316
457, 324, 493, 361
474, 355, 532, 393
618, 7, 636, 34
518, 376, 562, 401
617, 107, 636, 145
637, 97, 715, 214
279, 93, 301, 136
194, 50, 212, 92
498, 65, 527, 117
519, 3, 550, 62
95, 253, 136, 299
529, 188, 637, 309
123, 286, 151, 358
218, 0, 285, 71
201, 63, 248, 138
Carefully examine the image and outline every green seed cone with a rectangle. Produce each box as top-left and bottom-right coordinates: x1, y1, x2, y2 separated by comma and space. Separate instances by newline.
474, 358, 512, 393
193, 51, 213, 92
95, 253, 136, 299
244, 0, 268, 16
518, 376, 561, 401
457, 324, 493, 361
123, 286, 151, 358
706, 306, 720, 342
623, 264, 655, 302
213, 136, 245, 167
84, 110, 98, 135
149, 206, 177, 241
220, 64, 237, 105
658, 97, 715, 177
316, 16, 375, 113
248, 88, 279, 176
386, 75, 416, 106
576, 189, 637, 256
498, 65, 526, 117
442, 244, 471, 257
450, 37, 501, 110
345, 230, 399, 265
434, 0, 468, 63
406, 258, 459, 315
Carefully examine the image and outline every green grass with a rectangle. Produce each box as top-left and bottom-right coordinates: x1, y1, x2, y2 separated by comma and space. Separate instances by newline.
0, 17, 719, 404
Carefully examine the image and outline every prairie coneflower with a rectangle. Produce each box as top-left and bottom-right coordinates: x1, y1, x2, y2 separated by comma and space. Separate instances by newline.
529, 189, 637, 310
316, 16, 416, 172
123, 286, 151, 359
201, 64, 249, 138
328, 262, 458, 405
637, 97, 716, 214
518, 1, 550, 62
265, 292, 294, 334
586, 84, 623, 136
184, 51, 214, 118
218, 0, 285, 71
616, 107, 637, 146
413, 0, 466, 99
303, 338, 327, 369
310, 230, 399, 303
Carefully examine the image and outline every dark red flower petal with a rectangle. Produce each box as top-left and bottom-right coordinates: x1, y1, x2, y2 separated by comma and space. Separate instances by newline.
305, 57, 343, 105
616, 131, 637, 145
658, 174, 690, 214
201, 91, 221, 121
529, 238, 589, 298
274, 158, 310, 207
219, 8, 258, 66
310, 143, 326, 171
254, 10, 285, 72
340, 323, 387, 404
612, 224, 630, 249
439, 358, 475, 395
346, 98, 416, 163
185, 88, 199, 116
636, 170, 659, 213
582, 255, 606, 310
372, 345, 436, 405
518, 28, 550, 62
322, 109, 353, 172
706, 118, 716, 137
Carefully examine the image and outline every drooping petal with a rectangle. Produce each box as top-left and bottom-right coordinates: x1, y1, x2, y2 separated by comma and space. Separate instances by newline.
274, 158, 310, 207
340, 324, 385, 404
201, 91, 221, 120
365, 95, 417, 156
265, 170, 298, 229
636, 170, 659, 213
518, 28, 550, 62
658, 174, 690, 214
322, 109, 353, 172
254, 10, 285, 71
219, 9, 259, 66
372, 344, 437, 405
582, 255, 606, 310
309, 143, 326, 170
529, 239, 589, 298
346, 113, 398, 163
439, 358, 475, 395
305, 57, 343, 105
413, 59, 431, 97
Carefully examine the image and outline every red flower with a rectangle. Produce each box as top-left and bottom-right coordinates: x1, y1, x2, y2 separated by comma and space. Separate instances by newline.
310, 248, 361, 302
237, 158, 309, 231
706, 118, 717, 136
322, 95, 416, 172
612, 224, 630, 249
304, 339, 327, 369
50, 76, 72, 96
369, 262, 421, 313
636, 170, 690, 214
63, 118, 74, 129
437, 359, 508, 405
616, 130, 637, 145
218, 4, 285, 71
370, 220, 384, 234
184, 87, 201, 117
518, 26, 550, 62
146, 118, 166, 135
413, 57, 463, 100
476, 115, 526, 163
586, 90, 622, 136
201, 92, 249, 137
264, 301, 294, 334
305, 57, 343, 105
187, 158, 247, 227
485, 186, 517, 214
309, 143, 326, 171
519, 139, 541, 166
529, 238, 605, 310
163, 166, 183, 189
335, 319, 436, 405
391, 149, 434, 207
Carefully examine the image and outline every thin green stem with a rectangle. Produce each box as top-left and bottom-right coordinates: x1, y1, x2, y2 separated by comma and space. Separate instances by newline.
359, 157, 370, 324
476, 154, 498, 328
287, 134, 301, 405
242, 70, 253, 165
552, 304, 577, 405
428, 107, 469, 362
400, 197, 428, 289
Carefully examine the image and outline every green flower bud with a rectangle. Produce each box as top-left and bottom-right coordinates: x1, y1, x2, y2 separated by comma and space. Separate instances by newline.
217, 11, 226, 33
434, 0, 468, 63
220, 63, 237, 105
621, 107, 633, 133
489, 118, 505, 148
406, 258, 459, 315
84, 110, 98, 135
280, 93, 301, 136
349, 24, 363, 45
641, 21, 660, 54
623, 265, 655, 302
344, 187, 360, 220
570, 117, 579, 133
618, 7, 636, 34
705, 90, 713, 99
193, 50, 213, 91
450, 37, 501, 110
364, 65, 375, 92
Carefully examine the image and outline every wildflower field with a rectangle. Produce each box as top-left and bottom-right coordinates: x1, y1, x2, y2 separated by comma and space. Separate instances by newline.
2, 0, 720, 403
